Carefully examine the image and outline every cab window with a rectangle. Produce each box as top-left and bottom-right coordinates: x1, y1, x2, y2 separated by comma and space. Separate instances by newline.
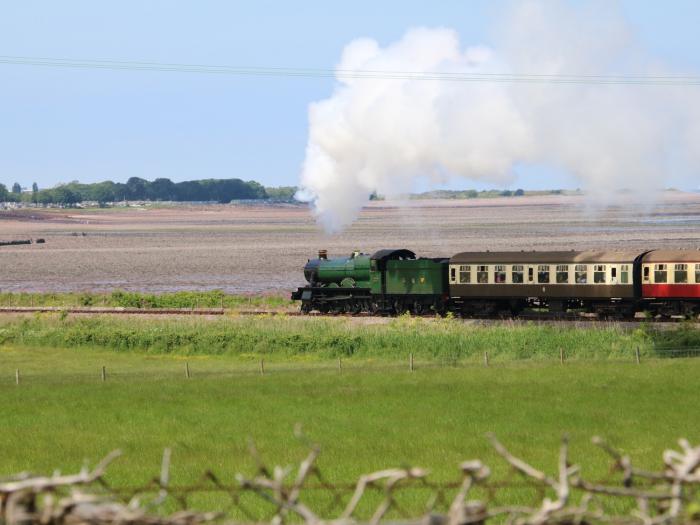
555, 265, 568, 284
459, 265, 471, 284
696, 264, 700, 284
654, 264, 668, 283
674, 263, 688, 284
511, 265, 524, 284
494, 265, 506, 283
594, 265, 606, 284
575, 264, 587, 284
537, 265, 550, 284
477, 265, 488, 284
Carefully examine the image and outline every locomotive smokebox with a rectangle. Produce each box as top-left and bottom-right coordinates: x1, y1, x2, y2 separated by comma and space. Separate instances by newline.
318, 249, 328, 260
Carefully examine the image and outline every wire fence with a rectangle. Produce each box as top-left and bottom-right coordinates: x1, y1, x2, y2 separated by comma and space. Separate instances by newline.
2, 431, 700, 525
3, 346, 700, 386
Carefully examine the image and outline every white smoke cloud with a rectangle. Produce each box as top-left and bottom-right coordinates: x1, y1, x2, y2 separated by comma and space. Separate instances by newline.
298, 1, 700, 232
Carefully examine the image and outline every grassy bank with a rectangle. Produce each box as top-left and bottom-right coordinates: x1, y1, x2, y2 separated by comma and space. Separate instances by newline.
0, 290, 292, 310
0, 314, 698, 361
1, 344, 699, 519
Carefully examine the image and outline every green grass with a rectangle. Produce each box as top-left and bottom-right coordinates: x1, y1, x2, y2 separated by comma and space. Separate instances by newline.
0, 314, 697, 362
1, 316, 699, 519
1, 344, 699, 519
0, 290, 292, 310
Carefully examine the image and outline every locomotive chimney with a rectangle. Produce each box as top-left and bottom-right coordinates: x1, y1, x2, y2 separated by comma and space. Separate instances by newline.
318, 249, 328, 260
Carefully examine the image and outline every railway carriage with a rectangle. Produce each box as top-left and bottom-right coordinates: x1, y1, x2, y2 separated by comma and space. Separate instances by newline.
640, 250, 700, 317
448, 251, 644, 316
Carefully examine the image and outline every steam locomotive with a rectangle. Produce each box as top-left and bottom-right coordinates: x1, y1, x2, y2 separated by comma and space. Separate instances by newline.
291, 248, 700, 318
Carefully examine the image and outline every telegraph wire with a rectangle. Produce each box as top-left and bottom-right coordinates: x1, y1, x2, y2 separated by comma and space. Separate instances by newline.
0, 54, 699, 85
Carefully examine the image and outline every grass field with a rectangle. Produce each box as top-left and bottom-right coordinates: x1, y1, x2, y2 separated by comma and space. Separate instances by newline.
1, 343, 699, 518
2, 315, 699, 519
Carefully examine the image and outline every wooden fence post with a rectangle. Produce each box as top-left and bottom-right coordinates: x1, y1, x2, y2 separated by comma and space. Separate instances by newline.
409, 353, 414, 372
260, 359, 265, 376
338, 357, 342, 372
101, 366, 106, 382
635, 347, 641, 365
185, 362, 191, 379
15, 369, 19, 385
560, 347, 564, 365
484, 352, 489, 367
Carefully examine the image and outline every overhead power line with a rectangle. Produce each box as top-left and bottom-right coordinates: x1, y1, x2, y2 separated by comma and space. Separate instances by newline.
0, 54, 699, 85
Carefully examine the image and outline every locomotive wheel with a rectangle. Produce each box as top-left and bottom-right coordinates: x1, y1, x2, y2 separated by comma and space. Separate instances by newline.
393, 300, 407, 315
349, 302, 362, 314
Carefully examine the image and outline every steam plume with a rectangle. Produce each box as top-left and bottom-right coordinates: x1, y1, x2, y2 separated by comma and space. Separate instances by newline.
298, 1, 700, 232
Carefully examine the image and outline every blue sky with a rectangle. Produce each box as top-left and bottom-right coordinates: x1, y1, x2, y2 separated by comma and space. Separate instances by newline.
1, 1, 699, 191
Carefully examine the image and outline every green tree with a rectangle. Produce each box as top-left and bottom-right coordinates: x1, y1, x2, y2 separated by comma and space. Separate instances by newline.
88, 181, 117, 204
514, 188, 525, 196
148, 178, 176, 200
125, 177, 148, 200
0, 183, 10, 202
32, 182, 39, 203
265, 186, 298, 200
12, 182, 21, 194
52, 186, 80, 206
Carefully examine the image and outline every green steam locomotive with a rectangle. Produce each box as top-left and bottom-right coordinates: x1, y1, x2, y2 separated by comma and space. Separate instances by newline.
291, 249, 448, 314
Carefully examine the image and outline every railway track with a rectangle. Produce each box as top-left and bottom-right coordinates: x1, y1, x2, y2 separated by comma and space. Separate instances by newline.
0, 306, 696, 324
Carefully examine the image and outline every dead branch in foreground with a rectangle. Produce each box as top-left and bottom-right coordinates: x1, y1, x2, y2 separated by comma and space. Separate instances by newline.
2, 432, 700, 525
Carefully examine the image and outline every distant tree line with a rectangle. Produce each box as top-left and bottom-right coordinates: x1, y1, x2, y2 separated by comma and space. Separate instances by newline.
408, 188, 573, 200
0, 177, 300, 205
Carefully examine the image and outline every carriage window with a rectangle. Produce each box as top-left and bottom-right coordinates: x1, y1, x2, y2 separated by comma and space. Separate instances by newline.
494, 265, 506, 283
654, 264, 667, 283
537, 265, 550, 284
459, 265, 471, 284
477, 265, 489, 284
555, 265, 568, 284
696, 264, 700, 284
620, 264, 629, 284
512, 265, 524, 284
674, 263, 688, 284
594, 265, 606, 284
450, 267, 456, 282
575, 264, 588, 284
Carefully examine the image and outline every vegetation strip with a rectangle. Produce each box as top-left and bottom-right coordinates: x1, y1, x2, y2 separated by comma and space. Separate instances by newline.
0, 314, 697, 359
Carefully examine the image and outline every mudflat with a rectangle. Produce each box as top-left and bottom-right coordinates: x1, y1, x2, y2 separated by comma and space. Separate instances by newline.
0, 193, 699, 293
